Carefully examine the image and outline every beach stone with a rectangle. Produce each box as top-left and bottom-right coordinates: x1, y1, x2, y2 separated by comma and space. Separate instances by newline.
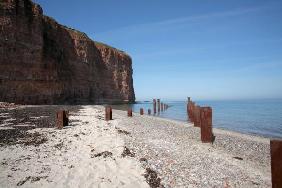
200, 107, 213, 143
113, 106, 271, 187
270, 140, 282, 188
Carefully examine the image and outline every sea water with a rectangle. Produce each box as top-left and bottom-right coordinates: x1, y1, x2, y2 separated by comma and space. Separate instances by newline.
112, 99, 282, 139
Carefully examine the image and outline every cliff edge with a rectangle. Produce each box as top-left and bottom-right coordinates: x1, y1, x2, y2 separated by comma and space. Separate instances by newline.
0, 0, 135, 104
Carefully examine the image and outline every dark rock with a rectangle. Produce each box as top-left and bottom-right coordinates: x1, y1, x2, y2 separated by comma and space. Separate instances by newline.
121, 146, 135, 157
144, 168, 163, 188
93, 151, 113, 158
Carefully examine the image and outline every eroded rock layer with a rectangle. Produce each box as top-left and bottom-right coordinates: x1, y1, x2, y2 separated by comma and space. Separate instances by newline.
0, 0, 135, 104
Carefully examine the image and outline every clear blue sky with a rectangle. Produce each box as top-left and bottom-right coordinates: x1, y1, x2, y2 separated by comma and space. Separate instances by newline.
33, 0, 282, 101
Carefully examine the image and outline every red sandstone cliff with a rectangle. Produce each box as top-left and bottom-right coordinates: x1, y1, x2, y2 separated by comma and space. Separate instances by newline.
0, 0, 135, 104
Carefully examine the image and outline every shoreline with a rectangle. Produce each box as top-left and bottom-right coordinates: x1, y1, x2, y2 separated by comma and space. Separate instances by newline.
0, 105, 271, 187
114, 107, 273, 141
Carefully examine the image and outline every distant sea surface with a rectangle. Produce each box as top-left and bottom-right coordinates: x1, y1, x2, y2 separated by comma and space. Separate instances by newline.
112, 99, 282, 139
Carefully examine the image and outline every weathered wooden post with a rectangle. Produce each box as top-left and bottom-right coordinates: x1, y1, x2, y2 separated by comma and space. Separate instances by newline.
189, 101, 195, 123
157, 99, 160, 112
153, 99, 157, 114
193, 102, 196, 123
200, 107, 213, 143
161, 103, 163, 111
56, 110, 68, 129
148, 109, 151, 115
56, 110, 64, 129
187, 102, 189, 120
187, 97, 191, 120
64, 110, 69, 127
128, 108, 132, 117
109, 106, 112, 120
194, 105, 201, 127
105, 106, 111, 121
140, 108, 144, 115
270, 140, 282, 188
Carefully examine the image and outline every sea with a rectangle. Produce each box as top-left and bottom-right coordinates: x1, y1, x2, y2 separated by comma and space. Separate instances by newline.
111, 99, 282, 139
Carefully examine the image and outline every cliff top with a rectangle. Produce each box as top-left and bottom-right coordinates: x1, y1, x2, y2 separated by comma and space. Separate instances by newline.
94, 41, 130, 57
32, 0, 130, 58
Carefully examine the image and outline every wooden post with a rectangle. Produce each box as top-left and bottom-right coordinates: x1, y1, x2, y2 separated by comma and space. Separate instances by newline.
189, 102, 195, 123
192, 102, 196, 123
187, 97, 191, 120
148, 109, 151, 115
153, 99, 156, 114
109, 106, 112, 120
200, 107, 213, 143
271, 140, 282, 188
56, 110, 68, 129
161, 103, 163, 111
187, 102, 189, 120
194, 106, 201, 127
105, 106, 111, 121
157, 99, 160, 112
128, 108, 132, 117
140, 108, 144, 115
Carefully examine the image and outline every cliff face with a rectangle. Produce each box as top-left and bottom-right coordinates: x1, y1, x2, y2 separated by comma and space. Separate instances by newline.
0, 0, 135, 104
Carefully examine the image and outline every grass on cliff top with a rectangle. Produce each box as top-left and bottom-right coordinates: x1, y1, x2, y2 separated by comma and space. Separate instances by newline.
43, 15, 129, 56
94, 41, 129, 56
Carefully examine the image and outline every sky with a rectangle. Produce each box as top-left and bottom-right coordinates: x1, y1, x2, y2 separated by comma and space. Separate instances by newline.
33, 0, 282, 101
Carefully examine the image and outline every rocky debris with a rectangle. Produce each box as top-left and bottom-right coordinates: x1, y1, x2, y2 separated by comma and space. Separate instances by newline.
144, 168, 163, 188
112, 108, 271, 188
0, 0, 135, 105
54, 142, 64, 150
0, 105, 81, 147
17, 176, 48, 186
121, 146, 135, 157
116, 128, 131, 135
0, 105, 81, 129
0, 129, 47, 146
233, 156, 243, 160
0, 102, 20, 109
93, 151, 113, 158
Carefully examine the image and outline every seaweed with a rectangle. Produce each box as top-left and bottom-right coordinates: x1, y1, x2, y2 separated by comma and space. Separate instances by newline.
144, 168, 163, 188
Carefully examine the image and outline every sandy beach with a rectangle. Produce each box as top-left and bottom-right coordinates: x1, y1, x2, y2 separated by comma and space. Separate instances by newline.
0, 105, 271, 187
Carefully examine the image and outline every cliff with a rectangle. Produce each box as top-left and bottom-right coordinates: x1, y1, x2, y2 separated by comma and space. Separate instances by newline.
0, 0, 135, 104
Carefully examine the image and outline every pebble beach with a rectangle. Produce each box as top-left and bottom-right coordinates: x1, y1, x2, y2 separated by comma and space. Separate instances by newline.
0, 105, 271, 187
